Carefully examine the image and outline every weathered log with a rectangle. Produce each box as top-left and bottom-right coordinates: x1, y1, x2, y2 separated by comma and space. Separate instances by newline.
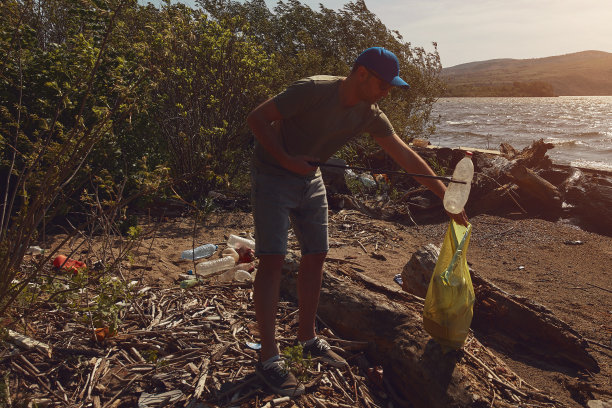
281, 268, 478, 407
401, 246, 599, 372
509, 164, 562, 208
471, 274, 599, 372
280, 253, 557, 408
500, 139, 554, 170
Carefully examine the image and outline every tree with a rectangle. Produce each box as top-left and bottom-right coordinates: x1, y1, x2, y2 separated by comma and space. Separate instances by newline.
198, 0, 445, 166
0, 0, 160, 317
142, 3, 278, 199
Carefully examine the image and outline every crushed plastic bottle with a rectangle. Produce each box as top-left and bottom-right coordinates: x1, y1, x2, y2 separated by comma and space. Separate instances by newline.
227, 234, 255, 249
346, 169, 376, 190
196, 256, 235, 278
181, 244, 217, 261
443, 151, 474, 214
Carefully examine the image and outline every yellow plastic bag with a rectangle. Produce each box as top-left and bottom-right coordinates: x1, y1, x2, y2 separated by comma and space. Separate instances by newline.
423, 220, 474, 350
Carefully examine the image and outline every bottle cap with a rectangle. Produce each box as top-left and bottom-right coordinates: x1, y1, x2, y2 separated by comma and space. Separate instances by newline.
465, 151, 473, 156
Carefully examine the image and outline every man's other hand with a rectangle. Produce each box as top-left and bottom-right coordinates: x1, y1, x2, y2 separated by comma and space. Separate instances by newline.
447, 210, 469, 226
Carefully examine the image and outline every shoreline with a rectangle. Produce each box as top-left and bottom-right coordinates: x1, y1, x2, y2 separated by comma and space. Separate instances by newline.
415, 142, 612, 176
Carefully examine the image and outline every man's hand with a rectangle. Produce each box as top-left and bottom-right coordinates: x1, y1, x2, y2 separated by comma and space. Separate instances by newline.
447, 209, 469, 226
281, 154, 318, 175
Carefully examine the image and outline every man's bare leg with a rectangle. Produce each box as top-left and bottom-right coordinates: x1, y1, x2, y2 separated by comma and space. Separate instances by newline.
254, 254, 286, 362
296, 252, 327, 342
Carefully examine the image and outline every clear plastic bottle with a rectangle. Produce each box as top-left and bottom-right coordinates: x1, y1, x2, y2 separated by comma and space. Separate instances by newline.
181, 243, 217, 261
221, 247, 240, 263
196, 256, 235, 277
443, 151, 474, 214
227, 234, 255, 249
217, 267, 253, 282
217, 268, 237, 282
234, 270, 252, 282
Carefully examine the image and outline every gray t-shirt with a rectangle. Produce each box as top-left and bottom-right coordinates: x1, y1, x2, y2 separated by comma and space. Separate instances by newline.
253, 75, 395, 176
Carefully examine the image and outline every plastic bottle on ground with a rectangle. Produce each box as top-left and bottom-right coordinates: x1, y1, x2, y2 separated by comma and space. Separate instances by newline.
217, 268, 236, 282
443, 151, 474, 214
227, 234, 255, 249
181, 244, 217, 261
27, 246, 44, 255
196, 256, 235, 277
234, 270, 252, 282
221, 247, 239, 263
217, 267, 252, 282
180, 279, 199, 289
235, 262, 254, 272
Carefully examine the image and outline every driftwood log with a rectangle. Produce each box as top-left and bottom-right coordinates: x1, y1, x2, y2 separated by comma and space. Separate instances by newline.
401, 246, 599, 373
508, 164, 562, 208
280, 253, 562, 408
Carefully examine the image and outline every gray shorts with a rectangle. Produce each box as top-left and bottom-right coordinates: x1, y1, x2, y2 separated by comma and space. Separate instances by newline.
251, 168, 328, 256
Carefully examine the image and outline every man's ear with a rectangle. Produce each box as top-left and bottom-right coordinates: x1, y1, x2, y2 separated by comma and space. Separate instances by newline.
356, 65, 369, 78
351, 65, 370, 83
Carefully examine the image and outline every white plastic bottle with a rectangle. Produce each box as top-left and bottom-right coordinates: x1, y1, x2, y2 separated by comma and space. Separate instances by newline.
27, 246, 44, 255
443, 151, 474, 214
217, 267, 252, 282
181, 244, 217, 261
234, 270, 252, 282
196, 256, 235, 277
227, 234, 255, 249
217, 268, 237, 282
221, 247, 240, 263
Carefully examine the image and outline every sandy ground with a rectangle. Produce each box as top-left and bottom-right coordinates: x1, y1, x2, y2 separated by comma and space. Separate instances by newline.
46, 208, 612, 407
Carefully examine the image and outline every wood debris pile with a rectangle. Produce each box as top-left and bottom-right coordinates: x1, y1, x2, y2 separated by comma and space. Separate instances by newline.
322, 140, 612, 237
1, 279, 397, 407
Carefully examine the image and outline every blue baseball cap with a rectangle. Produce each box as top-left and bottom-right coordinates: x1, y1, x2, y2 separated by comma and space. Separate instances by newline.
355, 47, 410, 89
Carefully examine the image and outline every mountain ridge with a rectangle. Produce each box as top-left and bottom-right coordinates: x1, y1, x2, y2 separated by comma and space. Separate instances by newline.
441, 50, 612, 96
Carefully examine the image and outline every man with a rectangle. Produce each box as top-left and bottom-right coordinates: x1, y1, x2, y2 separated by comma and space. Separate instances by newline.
247, 47, 468, 396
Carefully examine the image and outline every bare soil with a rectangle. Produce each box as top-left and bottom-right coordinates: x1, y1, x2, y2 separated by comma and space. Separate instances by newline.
47, 208, 612, 406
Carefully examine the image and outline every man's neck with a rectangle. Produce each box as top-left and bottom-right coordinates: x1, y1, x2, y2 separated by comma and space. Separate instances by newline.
338, 76, 361, 107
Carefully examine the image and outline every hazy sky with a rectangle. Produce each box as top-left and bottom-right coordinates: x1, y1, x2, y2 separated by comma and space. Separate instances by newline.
146, 0, 612, 67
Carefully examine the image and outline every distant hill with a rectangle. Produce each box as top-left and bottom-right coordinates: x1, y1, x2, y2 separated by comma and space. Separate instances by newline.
441, 50, 612, 96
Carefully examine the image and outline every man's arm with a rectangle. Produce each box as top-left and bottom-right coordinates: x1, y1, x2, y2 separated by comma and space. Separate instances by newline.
374, 133, 469, 226
246, 98, 316, 175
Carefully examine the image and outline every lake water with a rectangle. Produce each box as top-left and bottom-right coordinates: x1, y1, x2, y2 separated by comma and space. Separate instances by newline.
430, 96, 612, 172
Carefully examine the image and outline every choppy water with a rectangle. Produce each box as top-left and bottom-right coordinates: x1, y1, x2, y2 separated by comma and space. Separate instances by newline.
430, 96, 612, 172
